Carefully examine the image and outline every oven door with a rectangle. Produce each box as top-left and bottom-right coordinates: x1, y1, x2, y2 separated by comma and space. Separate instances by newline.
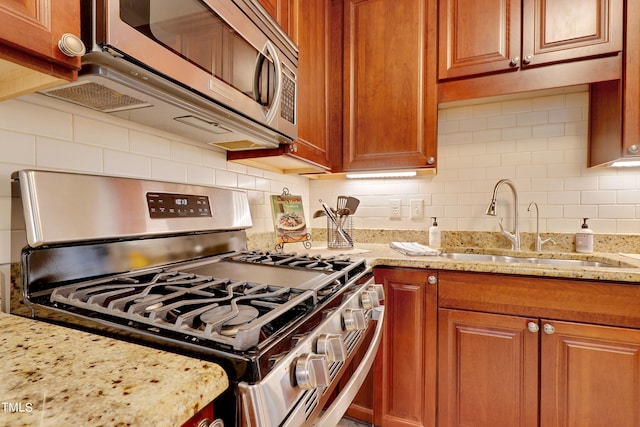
101, 0, 295, 135
238, 278, 384, 427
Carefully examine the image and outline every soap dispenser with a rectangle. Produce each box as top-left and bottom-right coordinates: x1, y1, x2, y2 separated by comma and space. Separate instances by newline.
429, 217, 441, 248
575, 218, 594, 253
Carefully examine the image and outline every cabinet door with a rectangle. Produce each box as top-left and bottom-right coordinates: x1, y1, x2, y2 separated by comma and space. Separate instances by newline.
438, 0, 521, 80
343, 0, 437, 172
521, 0, 622, 68
374, 267, 437, 427
291, 0, 338, 169
540, 320, 640, 427
0, 0, 80, 74
257, 0, 293, 36
438, 309, 539, 427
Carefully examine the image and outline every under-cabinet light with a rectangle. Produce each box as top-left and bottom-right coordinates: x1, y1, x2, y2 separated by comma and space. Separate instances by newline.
610, 160, 640, 167
345, 171, 418, 179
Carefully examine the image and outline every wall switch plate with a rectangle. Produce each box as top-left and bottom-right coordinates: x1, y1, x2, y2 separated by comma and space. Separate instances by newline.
410, 199, 424, 219
389, 199, 401, 219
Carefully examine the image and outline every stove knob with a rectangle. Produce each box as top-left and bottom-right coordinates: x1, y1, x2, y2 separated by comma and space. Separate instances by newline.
361, 290, 380, 310
343, 308, 366, 331
295, 353, 330, 390
317, 333, 347, 363
368, 284, 385, 301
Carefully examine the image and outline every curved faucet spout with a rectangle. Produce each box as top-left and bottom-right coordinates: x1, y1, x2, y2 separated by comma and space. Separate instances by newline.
486, 179, 520, 250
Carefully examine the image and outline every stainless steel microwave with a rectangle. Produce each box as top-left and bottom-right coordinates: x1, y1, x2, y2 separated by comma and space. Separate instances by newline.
41, 0, 298, 151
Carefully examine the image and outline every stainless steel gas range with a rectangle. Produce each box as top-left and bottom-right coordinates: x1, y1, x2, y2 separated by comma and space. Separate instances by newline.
5, 170, 384, 427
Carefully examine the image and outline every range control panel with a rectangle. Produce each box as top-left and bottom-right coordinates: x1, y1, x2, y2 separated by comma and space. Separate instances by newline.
146, 192, 212, 218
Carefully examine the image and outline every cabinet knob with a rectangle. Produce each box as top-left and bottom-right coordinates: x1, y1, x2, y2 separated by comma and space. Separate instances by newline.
522, 55, 533, 65
527, 322, 539, 333
543, 323, 555, 335
628, 144, 640, 154
427, 157, 435, 165
58, 33, 86, 57
509, 57, 520, 67
288, 143, 298, 153
428, 275, 437, 285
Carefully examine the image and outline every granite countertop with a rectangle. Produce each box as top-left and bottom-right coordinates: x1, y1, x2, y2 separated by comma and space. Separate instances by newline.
308, 244, 640, 283
0, 312, 228, 427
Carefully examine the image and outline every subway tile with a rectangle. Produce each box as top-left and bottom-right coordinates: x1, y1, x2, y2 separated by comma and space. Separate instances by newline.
517, 110, 549, 126
472, 129, 502, 144
599, 175, 636, 190
130, 130, 171, 159
103, 150, 151, 178
532, 94, 566, 111
548, 191, 581, 205
487, 114, 517, 129
459, 117, 488, 132
151, 158, 186, 182
202, 149, 228, 170
36, 137, 102, 173
501, 126, 532, 140
548, 106, 583, 123
215, 169, 238, 187
564, 205, 598, 220
170, 141, 202, 165
74, 116, 129, 150
600, 205, 635, 219
0, 99, 73, 140
581, 190, 616, 204
501, 98, 533, 114
472, 102, 502, 117
186, 165, 215, 185
532, 123, 565, 138
0, 130, 36, 165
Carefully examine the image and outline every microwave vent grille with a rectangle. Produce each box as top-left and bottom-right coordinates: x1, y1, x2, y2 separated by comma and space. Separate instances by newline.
42, 81, 152, 113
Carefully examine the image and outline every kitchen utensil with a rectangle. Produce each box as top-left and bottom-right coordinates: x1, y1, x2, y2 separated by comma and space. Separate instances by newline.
337, 196, 349, 211
320, 199, 353, 246
313, 209, 326, 218
346, 196, 360, 214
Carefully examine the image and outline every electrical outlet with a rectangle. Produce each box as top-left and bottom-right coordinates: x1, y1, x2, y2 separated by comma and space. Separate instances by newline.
389, 199, 402, 219
410, 199, 424, 219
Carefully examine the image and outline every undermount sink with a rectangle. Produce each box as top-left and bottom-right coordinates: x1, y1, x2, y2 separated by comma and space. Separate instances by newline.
439, 252, 622, 268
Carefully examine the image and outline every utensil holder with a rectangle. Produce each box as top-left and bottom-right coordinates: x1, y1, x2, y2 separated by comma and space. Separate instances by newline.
327, 216, 353, 249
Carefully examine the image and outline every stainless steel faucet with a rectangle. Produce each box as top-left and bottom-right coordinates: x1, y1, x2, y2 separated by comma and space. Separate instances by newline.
527, 201, 555, 251
486, 179, 520, 250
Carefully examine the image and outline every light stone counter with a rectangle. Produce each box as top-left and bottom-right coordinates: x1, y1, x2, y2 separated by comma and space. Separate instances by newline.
0, 312, 228, 427
311, 243, 640, 283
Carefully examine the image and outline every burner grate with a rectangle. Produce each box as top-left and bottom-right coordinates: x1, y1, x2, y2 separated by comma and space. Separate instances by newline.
49, 268, 316, 350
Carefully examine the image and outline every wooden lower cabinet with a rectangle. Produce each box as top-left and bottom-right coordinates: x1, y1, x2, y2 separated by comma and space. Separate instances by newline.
438, 309, 539, 427
438, 270, 640, 427
346, 267, 437, 426
540, 320, 640, 427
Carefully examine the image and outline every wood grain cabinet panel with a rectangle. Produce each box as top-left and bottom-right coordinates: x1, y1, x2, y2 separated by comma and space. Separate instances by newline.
0, 0, 81, 78
348, 267, 437, 427
438, 0, 522, 79
540, 320, 640, 427
343, 0, 437, 172
438, 309, 539, 427
439, 270, 640, 427
440, 0, 621, 80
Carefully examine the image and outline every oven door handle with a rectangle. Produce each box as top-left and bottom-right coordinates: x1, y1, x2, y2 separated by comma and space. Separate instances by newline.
311, 306, 384, 427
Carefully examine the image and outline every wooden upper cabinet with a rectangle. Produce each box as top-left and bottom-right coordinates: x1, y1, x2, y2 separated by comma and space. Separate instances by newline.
439, 0, 522, 80
0, 0, 81, 78
258, 0, 293, 37
588, 0, 640, 167
290, 0, 340, 170
343, 0, 437, 172
439, 0, 623, 83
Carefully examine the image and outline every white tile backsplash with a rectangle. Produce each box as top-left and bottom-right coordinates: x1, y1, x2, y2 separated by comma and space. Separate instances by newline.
3, 86, 640, 265
0, 94, 310, 264
310, 88, 640, 236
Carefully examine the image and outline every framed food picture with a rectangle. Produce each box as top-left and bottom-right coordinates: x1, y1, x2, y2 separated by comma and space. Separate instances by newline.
270, 188, 311, 250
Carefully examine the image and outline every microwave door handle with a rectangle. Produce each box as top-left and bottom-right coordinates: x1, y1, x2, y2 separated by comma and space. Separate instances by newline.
254, 40, 282, 124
